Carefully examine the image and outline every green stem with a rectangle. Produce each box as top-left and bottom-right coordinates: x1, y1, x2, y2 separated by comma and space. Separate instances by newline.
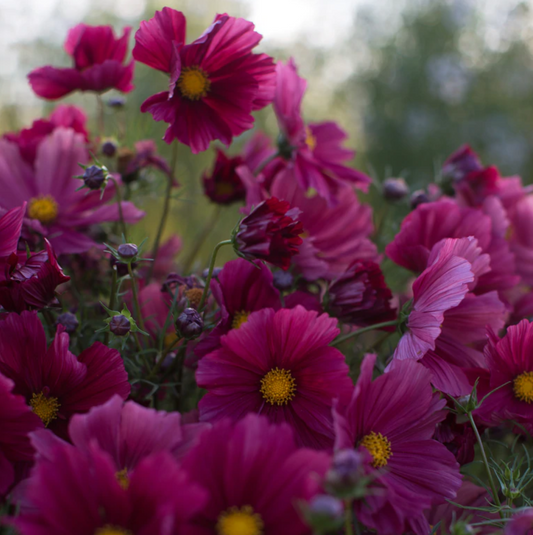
344, 500, 354, 535
146, 141, 178, 284
128, 262, 146, 334
110, 177, 128, 241
332, 320, 399, 347
198, 239, 232, 312
104, 267, 118, 346
467, 413, 503, 514
181, 205, 222, 273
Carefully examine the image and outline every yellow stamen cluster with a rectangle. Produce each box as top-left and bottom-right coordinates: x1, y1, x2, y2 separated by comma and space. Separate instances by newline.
216, 505, 264, 535
360, 431, 392, 468
514, 371, 533, 403
28, 195, 58, 225
231, 311, 250, 330
305, 126, 317, 151
260, 368, 296, 406
177, 66, 211, 100
30, 391, 60, 427
115, 468, 129, 490
185, 287, 204, 308
94, 526, 132, 535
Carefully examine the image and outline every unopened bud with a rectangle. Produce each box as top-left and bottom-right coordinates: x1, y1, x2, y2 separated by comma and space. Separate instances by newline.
101, 139, 118, 158
83, 165, 106, 190
117, 243, 138, 260
202, 267, 222, 279
410, 190, 430, 209
304, 495, 344, 532
383, 177, 409, 201
55, 312, 79, 334
325, 449, 365, 496
175, 308, 203, 339
109, 315, 131, 336
273, 270, 293, 291
107, 97, 126, 108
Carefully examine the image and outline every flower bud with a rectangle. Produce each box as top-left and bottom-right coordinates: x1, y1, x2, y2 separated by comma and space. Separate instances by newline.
383, 177, 409, 200
304, 495, 344, 533
325, 449, 365, 496
83, 165, 106, 190
410, 189, 430, 209
117, 243, 138, 260
109, 315, 131, 336
273, 270, 293, 291
175, 308, 203, 339
55, 312, 79, 334
101, 139, 118, 158
107, 96, 126, 108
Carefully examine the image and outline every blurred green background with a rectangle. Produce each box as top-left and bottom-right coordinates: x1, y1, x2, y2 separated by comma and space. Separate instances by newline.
2, 0, 533, 268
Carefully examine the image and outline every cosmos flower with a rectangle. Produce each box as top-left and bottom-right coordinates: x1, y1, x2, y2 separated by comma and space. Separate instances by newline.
333, 354, 462, 534
183, 414, 330, 534
28, 24, 134, 99
0, 311, 130, 438
0, 127, 144, 254
13, 440, 206, 535
505, 509, 533, 535
133, 8, 276, 153
234, 197, 303, 270
0, 373, 42, 496
197, 306, 353, 449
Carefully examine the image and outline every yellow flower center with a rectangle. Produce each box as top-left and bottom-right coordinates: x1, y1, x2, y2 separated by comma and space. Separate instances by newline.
216, 505, 264, 535
305, 126, 317, 151
185, 287, 204, 308
513, 371, 533, 403
30, 391, 60, 427
231, 311, 250, 329
260, 367, 296, 406
215, 182, 236, 197
94, 526, 132, 535
115, 468, 129, 490
360, 431, 392, 468
28, 195, 58, 225
177, 66, 211, 100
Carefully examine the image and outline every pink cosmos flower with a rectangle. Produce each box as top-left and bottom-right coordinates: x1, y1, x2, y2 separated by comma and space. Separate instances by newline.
271, 59, 370, 205
505, 509, 533, 535
472, 319, 533, 428
333, 354, 462, 535
183, 414, 330, 535
0, 239, 70, 313
0, 204, 25, 257
133, 8, 276, 153
197, 306, 353, 449
0, 373, 42, 496
13, 440, 206, 535
28, 24, 134, 99
271, 172, 378, 280
0, 127, 144, 254
0, 311, 130, 438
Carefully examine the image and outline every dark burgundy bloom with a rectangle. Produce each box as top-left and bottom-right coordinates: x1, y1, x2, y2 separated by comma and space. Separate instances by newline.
203, 149, 246, 205
234, 197, 303, 270
133, 8, 276, 153
28, 24, 134, 99
327, 261, 396, 327
433, 409, 475, 466
0, 239, 70, 313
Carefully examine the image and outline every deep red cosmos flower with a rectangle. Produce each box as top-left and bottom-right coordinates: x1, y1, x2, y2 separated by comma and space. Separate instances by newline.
0, 311, 130, 438
0, 239, 70, 313
133, 8, 276, 153
28, 24, 134, 99
183, 414, 330, 535
13, 441, 206, 535
327, 260, 396, 327
234, 197, 303, 270
333, 354, 462, 534
0, 373, 42, 496
197, 306, 353, 449
0, 204, 25, 257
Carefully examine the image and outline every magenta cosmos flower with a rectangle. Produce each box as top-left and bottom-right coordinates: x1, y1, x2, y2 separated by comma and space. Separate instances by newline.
0, 126, 144, 254
472, 319, 533, 428
234, 197, 303, 270
0, 204, 25, 257
13, 440, 206, 535
133, 8, 276, 153
183, 414, 330, 535
0, 373, 42, 496
271, 59, 370, 205
197, 306, 353, 449
333, 355, 461, 535
0, 311, 130, 438
28, 24, 134, 99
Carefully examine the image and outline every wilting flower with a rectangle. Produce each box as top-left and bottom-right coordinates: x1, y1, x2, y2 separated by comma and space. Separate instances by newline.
271, 59, 370, 205
333, 354, 461, 534
0, 373, 42, 496
183, 414, 330, 534
0, 311, 130, 438
0, 239, 70, 312
234, 197, 303, 270
133, 8, 276, 153
197, 306, 353, 449
472, 319, 533, 428
28, 24, 134, 99
13, 440, 206, 535
0, 127, 144, 254
0, 204, 25, 257
327, 260, 395, 327
433, 408, 475, 466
